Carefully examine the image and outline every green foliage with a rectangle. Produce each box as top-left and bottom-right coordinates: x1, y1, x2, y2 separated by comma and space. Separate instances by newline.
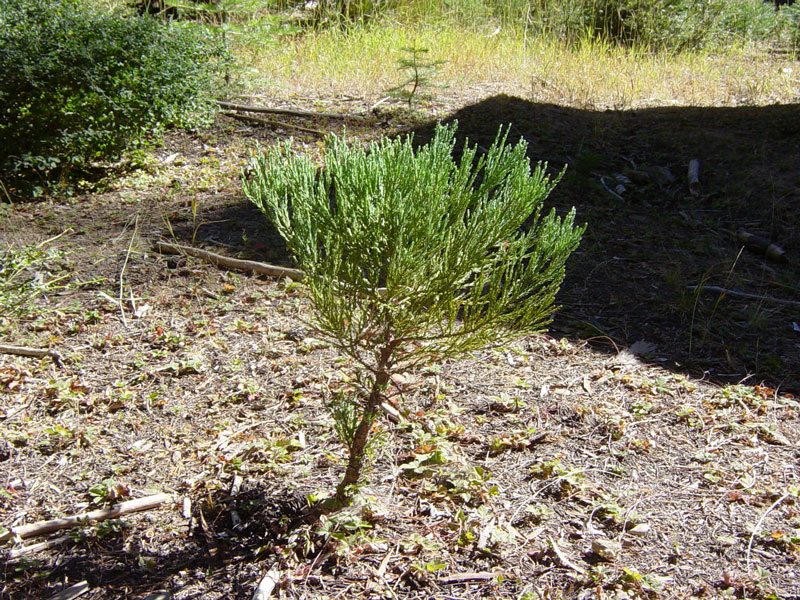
281, 0, 797, 50
0, 242, 71, 319
386, 46, 447, 107
245, 122, 584, 501
0, 0, 231, 195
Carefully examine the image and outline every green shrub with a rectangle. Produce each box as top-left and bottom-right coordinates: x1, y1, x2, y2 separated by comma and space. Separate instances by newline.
0, 0, 231, 195
244, 123, 584, 503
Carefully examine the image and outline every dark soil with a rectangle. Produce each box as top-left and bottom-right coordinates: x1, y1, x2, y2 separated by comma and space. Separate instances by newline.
1, 95, 799, 600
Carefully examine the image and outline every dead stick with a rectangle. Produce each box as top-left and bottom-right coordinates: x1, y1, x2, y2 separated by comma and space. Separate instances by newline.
438, 572, 498, 585
8, 535, 71, 559
0, 493, 171, 542
223, 111, 328, 136
155, 242, 305, 282
47, 581, 89, 600
251, 571, 281, 600
217, 100, 365, 121
687, 159, 700, 195
0, 344, 62, 366
688, 285, 800, 307
156, 242, 388, 297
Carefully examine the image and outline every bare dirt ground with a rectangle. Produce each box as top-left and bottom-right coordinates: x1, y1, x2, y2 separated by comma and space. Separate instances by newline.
1, 94, 799, 600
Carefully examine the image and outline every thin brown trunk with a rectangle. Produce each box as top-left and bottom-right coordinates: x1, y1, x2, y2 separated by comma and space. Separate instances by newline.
335, 345, 393, 503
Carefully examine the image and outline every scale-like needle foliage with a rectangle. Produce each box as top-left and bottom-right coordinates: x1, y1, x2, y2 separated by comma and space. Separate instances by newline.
244, 122, 584, 502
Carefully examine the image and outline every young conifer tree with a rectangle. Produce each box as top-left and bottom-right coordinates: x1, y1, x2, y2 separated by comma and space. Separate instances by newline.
244, 123, 584, 504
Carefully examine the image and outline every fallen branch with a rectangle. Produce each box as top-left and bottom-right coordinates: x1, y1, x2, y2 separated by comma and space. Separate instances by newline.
438, 572, 498, 585
0, 493, 171, 542
8, 535, 70, 559
688, 285, 800, 307
687, 159, 701, 195
155, 242, 388, 297
155, 242, 304, 282
223, 111, 328, 136
737, 229, 786, 262
0, 344, 62, 366
48, 581, 89, 600
218, 100, 365, 121
251, 571, 281, 600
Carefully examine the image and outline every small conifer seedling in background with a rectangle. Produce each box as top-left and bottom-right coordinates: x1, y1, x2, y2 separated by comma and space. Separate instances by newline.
244, 122, 584, 505
386, 45, 446, 108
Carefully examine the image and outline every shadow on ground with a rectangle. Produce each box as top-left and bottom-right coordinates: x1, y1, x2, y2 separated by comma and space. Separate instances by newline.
5, 485, 306, 600
180, 96, 800, 391
406, 96, 800, 390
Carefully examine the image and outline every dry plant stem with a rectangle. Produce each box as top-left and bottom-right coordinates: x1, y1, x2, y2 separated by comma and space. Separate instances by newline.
223, 111, 328, 136
688, 285, 800, 307
0, 344, 63, 366
155, 242, 305, 281
0, 493, 171, 542
217, 100, 365, 121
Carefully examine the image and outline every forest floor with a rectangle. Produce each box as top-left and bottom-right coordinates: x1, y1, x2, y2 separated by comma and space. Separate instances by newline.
1, 90, 799, 600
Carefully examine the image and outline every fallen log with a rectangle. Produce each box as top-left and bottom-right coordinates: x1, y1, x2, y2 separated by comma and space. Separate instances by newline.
0, 493, 172, 542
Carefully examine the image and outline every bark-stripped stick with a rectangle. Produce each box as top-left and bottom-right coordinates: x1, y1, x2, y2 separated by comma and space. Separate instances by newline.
687, 159, 701, 195
688, 285, 800, 307
155, 242, 304, 282
155, 242, 388, 297
217, 100, 365, 121
0, 493, 171, 542
0, 344, 62, 366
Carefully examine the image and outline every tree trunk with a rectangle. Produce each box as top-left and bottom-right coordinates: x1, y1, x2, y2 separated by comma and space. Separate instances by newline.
335, 345, 393, 503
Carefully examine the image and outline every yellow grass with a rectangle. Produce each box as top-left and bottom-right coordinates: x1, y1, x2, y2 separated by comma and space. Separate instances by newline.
237, 24, 799, 109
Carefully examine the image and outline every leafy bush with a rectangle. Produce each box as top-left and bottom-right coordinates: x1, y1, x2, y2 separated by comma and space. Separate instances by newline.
245, 123, 584, 503
0, 0, 231, 195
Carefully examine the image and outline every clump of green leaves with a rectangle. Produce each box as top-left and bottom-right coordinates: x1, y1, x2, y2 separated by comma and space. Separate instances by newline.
386, 46, 446, 108
0, 242, 70, 319
0, 0, 231, 196
244, 122, 584, 504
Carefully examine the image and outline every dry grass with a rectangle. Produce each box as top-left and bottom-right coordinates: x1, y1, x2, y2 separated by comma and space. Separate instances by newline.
238, 24, 799, 109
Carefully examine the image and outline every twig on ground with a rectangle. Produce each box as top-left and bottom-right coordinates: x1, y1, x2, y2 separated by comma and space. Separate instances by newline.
251, 571, 281, 600
8, 535, 70, 559
688, 285, 800, 307
688, 159, 701, 195
46, 581, 89, 600
746, 492, 789, 573
0, 493, 172, 542
218, 100, 365, 121
438, 572, 498, 585
223, 111, 329, 136
0, 344, 63, 366
155, 242, 304, 282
